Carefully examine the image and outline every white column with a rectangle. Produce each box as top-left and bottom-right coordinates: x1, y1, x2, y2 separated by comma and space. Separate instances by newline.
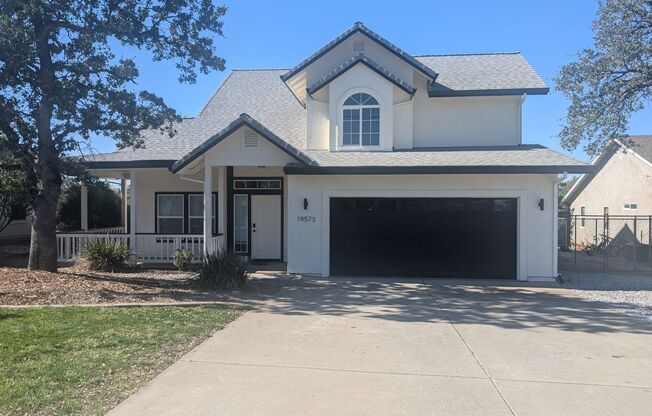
80, 183, 88, 231
203, 163, 213, 253
129, 170, 137, 252
120, 176, 128, 233
217, 166, 226, 250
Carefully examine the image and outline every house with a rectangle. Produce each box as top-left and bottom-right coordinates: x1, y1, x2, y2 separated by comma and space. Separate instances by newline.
65, 22, 591, 281
562, 136, 652, 216
0, 206, 30, 244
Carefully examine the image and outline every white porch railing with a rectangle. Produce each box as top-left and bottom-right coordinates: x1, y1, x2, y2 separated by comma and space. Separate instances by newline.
56, 233, 225, 264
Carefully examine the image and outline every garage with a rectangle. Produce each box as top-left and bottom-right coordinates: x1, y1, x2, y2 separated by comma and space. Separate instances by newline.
330, 197, 517, 278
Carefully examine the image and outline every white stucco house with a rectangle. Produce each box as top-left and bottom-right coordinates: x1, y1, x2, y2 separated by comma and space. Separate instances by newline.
562, 135, 652, 216
62, 22, 591, 281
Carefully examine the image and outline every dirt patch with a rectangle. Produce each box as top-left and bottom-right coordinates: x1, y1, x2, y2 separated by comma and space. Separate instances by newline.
0, 249, 292, 306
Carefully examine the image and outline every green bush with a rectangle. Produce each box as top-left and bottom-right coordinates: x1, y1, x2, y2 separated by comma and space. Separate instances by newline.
79, 239, 132, 272
57, 179, 122, 231
171, 248, 193, 271
197, 249, 250, 290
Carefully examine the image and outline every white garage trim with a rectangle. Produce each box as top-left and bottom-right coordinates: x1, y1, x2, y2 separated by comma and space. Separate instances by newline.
320, 189, 528, 281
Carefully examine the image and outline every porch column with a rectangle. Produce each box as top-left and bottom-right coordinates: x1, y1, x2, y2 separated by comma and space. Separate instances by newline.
80, 183, 88, 231
120, 176, 128, 233
217, 166, 226, 250
203, 163, 213, 253
129, 170, 136, 252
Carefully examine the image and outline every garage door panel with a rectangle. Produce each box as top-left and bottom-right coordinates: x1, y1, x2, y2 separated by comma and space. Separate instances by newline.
330, 197, 517, 279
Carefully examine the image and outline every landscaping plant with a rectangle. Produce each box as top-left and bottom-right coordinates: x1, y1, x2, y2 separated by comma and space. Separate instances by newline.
198, 249, 250, 290
172, 248, 193, 271
79, 239, 132, 272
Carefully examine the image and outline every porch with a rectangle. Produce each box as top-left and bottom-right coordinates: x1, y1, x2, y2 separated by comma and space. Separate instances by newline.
56, 163, 285, 264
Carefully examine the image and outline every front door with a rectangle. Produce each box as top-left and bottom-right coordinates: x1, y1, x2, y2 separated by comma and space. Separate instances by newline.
251, 195, 282, 260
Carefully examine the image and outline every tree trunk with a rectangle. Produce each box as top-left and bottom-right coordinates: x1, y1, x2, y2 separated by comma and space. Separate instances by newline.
27, 15, 62, 272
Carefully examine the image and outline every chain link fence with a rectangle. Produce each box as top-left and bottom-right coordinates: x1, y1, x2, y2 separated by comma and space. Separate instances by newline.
558, 215, 652, 273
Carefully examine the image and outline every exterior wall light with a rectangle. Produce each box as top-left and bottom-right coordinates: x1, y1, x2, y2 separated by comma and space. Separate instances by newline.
303, 198, 309, 210
538, 198, 544, 211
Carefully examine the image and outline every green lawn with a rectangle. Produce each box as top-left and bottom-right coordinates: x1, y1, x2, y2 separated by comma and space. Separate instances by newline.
0, 305, 241, 415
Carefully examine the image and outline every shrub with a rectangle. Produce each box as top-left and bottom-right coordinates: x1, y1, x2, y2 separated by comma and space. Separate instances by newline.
198, 249, 250, 290
172, 248, 193, 271
79, 239, 132, 272
57, 179, 122, 231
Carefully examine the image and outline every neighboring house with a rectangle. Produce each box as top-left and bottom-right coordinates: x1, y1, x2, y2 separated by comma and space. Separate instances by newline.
0, 206, 30, 244
562, 136, 652, 216
71, 22, 590, 281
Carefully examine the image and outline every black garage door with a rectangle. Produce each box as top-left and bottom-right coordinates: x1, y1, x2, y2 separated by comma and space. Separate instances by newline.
330, 198, 517, 279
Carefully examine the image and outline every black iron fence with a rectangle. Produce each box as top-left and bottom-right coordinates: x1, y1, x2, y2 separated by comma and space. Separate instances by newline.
558, 214, 652, 273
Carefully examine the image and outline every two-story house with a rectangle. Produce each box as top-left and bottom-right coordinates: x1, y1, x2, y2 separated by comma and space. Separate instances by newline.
68, 23, 591, 281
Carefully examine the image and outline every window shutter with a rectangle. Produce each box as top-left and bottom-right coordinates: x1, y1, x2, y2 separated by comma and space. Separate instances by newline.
244, 130, 258, 147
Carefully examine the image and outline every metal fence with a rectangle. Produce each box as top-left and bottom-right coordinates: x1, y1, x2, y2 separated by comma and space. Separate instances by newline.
558, 214, 652, 273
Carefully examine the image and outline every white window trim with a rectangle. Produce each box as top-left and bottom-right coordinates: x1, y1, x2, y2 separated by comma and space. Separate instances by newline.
233, 194, 249, 254
157, 194, 185, 234
188, 194, 216, 234
337, 88, 383, 151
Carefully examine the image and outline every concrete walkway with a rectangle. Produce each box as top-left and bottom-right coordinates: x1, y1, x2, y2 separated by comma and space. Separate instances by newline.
108, 277, 652, 416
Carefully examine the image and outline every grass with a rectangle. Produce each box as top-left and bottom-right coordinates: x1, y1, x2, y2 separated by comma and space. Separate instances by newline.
0, 305, 241, 415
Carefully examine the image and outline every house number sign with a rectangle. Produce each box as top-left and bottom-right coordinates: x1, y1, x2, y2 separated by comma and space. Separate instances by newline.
297, 215, 316, 223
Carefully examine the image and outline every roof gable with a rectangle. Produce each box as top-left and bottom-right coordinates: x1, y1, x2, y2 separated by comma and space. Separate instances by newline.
307, 53, 416, 96
281, 22, 438, 83
170, 114, 313, 173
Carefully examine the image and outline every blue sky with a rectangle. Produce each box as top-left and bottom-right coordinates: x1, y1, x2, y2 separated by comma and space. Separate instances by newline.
91, 0, 652, 163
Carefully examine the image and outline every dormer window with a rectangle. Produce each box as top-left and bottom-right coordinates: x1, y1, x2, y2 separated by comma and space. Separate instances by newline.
342, 93, 380, 146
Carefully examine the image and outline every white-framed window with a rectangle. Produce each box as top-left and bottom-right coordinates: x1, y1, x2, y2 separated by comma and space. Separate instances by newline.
188, 194, 216, 235
234, 194, 249, 253
157, 194, 184, 234
624, 203, 638, 210
342, 92, 380, 146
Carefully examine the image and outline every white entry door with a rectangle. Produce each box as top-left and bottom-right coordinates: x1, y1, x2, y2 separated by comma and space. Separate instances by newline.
251, 195, 282, 260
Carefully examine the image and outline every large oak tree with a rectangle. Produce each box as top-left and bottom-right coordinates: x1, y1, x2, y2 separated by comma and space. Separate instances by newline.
0, 0, 226, 271
555, 0, 652, 156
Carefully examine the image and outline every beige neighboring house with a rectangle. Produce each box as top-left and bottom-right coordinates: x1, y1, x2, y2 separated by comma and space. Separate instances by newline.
562, 135, 652, 216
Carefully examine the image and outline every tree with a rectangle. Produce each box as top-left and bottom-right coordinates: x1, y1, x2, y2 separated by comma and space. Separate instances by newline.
0, 1, 226, 271
56, 180, 121, 231
555, 0, 652, 156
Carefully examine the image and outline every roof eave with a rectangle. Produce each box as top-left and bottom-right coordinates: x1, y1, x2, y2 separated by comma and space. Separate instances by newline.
84, 160, 176, 169
284, 165, 594, 175
428, 87, 549, 98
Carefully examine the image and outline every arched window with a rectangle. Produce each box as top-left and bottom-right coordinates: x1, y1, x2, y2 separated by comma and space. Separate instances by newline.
342, 92, 380, 146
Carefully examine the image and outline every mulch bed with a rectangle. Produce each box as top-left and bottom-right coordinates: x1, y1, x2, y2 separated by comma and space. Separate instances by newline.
0, 249, 291, 306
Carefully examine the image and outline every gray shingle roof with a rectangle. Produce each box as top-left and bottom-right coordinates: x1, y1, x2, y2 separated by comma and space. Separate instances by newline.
623, 135, 652, 163
87, 69, 306, 164
301, 145, 586, 168
307, 53, 416, 96
416, 53, 548, 95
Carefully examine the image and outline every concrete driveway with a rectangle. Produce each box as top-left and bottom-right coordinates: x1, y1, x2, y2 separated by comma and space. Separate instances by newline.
108, 277, 652, 416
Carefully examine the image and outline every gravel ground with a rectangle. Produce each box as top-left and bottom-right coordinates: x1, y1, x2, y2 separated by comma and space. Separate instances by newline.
562, 271, 652, 321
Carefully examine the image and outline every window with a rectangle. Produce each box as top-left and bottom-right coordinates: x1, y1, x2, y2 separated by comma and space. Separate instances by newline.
624, 203, 638, 210
580, 206, 586, 227
233, 179, 282, 190
234, 195, 249, 253
157, 194, 184, 234
188, 194, 216, 234
342, 92, 379, 146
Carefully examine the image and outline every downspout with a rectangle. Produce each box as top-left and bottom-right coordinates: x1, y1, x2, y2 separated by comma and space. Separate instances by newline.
553, 171, 568, 281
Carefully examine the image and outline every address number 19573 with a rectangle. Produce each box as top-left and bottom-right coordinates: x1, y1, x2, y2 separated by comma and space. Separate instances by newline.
297, 216, 316, 223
